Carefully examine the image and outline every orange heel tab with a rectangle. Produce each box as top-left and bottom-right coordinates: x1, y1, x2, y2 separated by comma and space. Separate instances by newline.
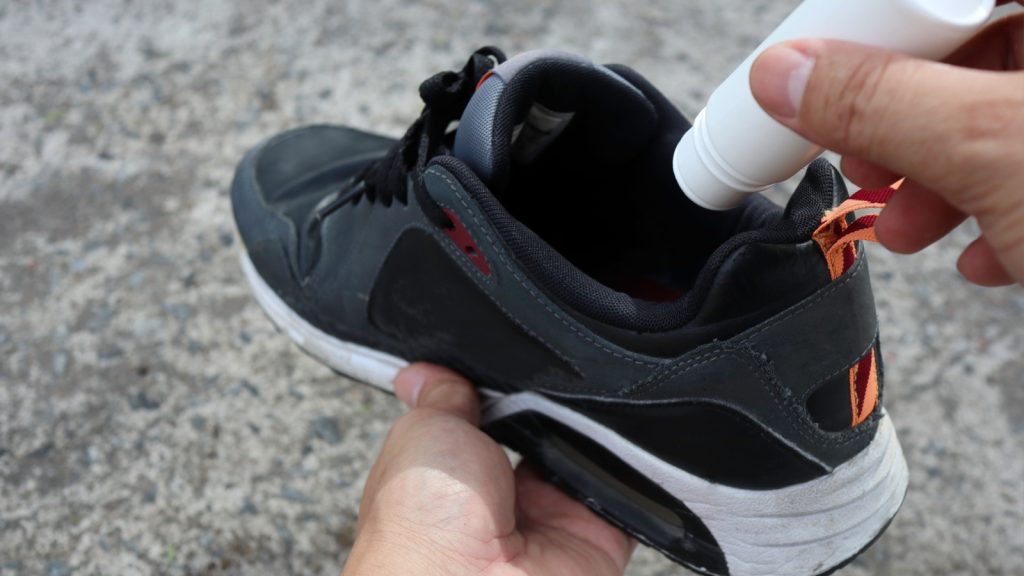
813, 186, 897, 280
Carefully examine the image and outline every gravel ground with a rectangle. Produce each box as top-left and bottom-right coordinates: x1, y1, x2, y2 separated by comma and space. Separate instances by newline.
2, 1, 1022, 574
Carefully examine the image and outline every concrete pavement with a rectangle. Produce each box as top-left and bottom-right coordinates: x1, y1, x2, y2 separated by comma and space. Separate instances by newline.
2, 1, 1022, 574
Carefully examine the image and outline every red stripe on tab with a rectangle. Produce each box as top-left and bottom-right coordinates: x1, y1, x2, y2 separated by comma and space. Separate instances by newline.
850, 188, 896, 204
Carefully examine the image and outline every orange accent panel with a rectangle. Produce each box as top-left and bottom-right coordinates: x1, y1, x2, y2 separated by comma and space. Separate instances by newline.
825, 226, 878, 279
813, 188, 893, 280
850, 350, 879, 427
816, 188, 889, 428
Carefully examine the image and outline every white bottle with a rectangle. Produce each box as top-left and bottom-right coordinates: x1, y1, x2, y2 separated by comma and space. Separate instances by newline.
673, 0, 995, 211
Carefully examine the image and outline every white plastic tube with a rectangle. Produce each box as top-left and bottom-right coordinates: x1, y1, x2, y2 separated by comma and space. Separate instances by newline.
673, 0, 995, 211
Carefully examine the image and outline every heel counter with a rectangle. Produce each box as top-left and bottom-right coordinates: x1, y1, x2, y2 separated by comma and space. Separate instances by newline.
738, 250, 883, 464
782, 245, 883, 434
806, 337, 883, 431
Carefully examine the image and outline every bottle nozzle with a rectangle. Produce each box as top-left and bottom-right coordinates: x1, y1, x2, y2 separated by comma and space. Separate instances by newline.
673, 111, 769, 211
672, 0, 995, 211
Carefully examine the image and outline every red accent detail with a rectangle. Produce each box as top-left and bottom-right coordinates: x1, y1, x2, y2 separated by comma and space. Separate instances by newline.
841, 215, 879, 238
814, 187, 891, 281
837, 215, 879, 275
442, 209, 491, 276
842, 244, 857, 274
850, 187, 897, 204
853, 352, 875, 416
475, 70, 494, 91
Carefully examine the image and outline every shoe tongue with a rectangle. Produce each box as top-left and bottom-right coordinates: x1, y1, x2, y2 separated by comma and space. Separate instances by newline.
452, 50, 658, 192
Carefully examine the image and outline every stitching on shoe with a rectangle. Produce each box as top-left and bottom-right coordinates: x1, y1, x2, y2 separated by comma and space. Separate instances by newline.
798, 334, 880, 404
738, 256, 866, 344
422, 196, 588, 384
424, 218, 585, 381
431, 198, 496, 286
624, 259, 879, 450
426, 166, 662, 370
620, 346, 728, 397
731, 344, 878, 449
638, 258, 869, 397
621, 342, 873, 453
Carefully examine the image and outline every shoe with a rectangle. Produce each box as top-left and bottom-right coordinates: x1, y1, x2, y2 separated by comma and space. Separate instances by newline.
230, 47, 908, 576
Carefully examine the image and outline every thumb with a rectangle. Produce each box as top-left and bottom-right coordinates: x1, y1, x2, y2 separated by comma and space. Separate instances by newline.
393, 363, 480, 425
749, 39, 1019, 203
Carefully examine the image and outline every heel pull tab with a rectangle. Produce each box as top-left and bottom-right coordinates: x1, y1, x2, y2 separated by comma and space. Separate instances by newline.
812, 184, 897, 426
813, 185, 898, 280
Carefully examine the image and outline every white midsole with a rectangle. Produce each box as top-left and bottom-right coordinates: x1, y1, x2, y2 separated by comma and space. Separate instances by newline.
241, 252, 908, 576
240, 253, 409, 390
481, 391, 907, 576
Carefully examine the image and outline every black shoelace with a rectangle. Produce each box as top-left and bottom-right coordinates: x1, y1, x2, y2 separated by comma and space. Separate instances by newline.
312, 46, 506, 230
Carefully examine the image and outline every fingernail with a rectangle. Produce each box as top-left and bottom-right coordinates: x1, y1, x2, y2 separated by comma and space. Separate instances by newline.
751, 45, 814, 120
393, 367, 427, 408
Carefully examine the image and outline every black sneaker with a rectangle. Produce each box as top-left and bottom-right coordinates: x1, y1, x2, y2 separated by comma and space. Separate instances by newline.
231, 47, 907, 576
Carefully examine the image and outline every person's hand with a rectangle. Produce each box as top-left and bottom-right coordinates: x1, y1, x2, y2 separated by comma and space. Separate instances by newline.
341, 363, 635, 576
750, 3, 1024, 286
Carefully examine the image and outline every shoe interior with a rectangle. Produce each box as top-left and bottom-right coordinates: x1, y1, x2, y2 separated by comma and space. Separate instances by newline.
493, 72, 783, 303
